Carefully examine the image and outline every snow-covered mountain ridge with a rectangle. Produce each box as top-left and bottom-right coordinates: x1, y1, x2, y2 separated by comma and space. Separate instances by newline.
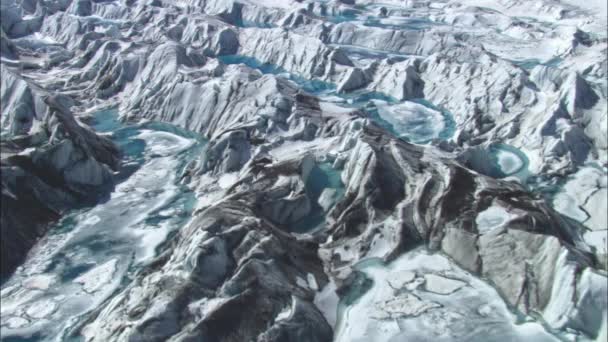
1, 0, 606, 341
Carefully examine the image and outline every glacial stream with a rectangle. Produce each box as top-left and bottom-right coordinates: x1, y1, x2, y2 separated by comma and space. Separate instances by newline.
0, 110, 204, 341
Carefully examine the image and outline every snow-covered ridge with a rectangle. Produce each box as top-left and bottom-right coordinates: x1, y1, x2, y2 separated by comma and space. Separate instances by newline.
1, 0, 606, 341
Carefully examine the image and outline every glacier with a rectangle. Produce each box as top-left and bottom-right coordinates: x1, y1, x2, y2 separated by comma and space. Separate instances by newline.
0, 0, 606, 341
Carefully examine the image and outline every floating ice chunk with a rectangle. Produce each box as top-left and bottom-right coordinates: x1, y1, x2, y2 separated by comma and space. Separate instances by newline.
419, 253, 452, 272
74, 259, 118, 294
374, 101, 447, 143
25, 298, 57, 319
495, 148, 525, 175
23, 274, 55, 290
386, 271, 416, 289
423, 274, 466, 295
373, 294, 441, 319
